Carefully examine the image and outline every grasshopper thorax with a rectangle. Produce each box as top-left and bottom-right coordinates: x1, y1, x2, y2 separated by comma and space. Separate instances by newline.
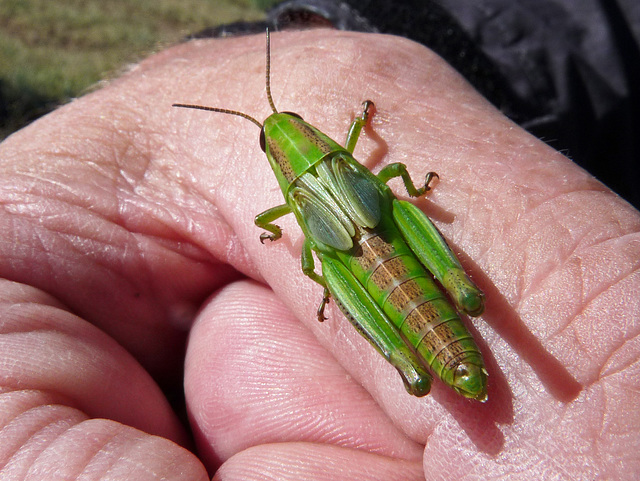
261, 112, 348, 195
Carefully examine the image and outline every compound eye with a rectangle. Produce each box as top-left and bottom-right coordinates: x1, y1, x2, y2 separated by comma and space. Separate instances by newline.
283, 111, 303, 120
259, 127, 266, 152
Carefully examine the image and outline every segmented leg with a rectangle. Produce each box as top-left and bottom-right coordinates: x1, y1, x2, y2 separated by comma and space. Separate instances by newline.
344, 100, 374, 153
300, 241, 331, 322
254, 203, 291, 243
317, 287, 331, 322
377, 163, 439, 198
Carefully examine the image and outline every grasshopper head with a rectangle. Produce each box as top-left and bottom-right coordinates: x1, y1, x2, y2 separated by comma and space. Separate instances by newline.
259, 111, 302, 152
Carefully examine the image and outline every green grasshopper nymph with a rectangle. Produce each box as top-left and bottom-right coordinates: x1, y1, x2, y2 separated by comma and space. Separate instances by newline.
173, 30, 489, 401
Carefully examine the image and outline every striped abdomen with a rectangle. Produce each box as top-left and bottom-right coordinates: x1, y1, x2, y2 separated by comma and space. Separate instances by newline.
337, 216, 483, 383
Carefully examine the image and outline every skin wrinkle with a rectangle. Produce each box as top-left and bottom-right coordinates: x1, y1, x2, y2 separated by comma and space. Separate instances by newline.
600, 342, 640, 380
113, 140, 151, 195
68, 423, 133, 478
9, 407, 82, 465
516, 175, 607, 215
17, 193, 139, 291
499, 189, 627, 310
71, 103, 234, 266
596, 344, 639, 384
519, 233, 575, 304
99, 98, 219, 246
581, 326, 628, 387
6, 171, 128, 253
598, 312, 640, 382
216, 443, 423, 480
110, 137, 172, 230
27, 224, 58, 284
52, 422, 112, 479
5, 160, 217, 377
553, 255, 640, 348
590, 393, 611, 466
583, 249, 640, 315
234, 372, 390, 453
3, 317, 183, 442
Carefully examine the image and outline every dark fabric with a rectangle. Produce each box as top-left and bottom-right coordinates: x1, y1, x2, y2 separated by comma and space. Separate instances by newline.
200, 0, 640, 209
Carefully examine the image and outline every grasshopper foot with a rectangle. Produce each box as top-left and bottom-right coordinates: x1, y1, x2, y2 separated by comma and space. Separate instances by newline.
317, 288, 331, 322
361, 100, 374, 121
259, 232, 278, 244
423, 171, 439, 193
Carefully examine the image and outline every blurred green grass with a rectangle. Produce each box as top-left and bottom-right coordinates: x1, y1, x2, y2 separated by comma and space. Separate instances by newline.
0, 0, 278, 139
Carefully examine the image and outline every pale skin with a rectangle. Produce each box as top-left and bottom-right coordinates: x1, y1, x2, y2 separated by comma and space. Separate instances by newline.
0, 30, 639, 480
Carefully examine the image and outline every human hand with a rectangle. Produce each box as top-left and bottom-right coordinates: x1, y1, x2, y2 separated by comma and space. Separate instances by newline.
1, 30, 638, 480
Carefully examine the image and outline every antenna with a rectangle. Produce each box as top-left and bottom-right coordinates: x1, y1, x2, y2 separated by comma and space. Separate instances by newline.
171, 103, 263, 129
172, 30, 280, 128
265, 28, 278, 114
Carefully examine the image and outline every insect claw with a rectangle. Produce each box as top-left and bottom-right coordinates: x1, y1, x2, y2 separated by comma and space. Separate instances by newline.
259, 233, 274, 244
424, 171, 439, 192
361, 100, 375, 121
317, 288, 331, 322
